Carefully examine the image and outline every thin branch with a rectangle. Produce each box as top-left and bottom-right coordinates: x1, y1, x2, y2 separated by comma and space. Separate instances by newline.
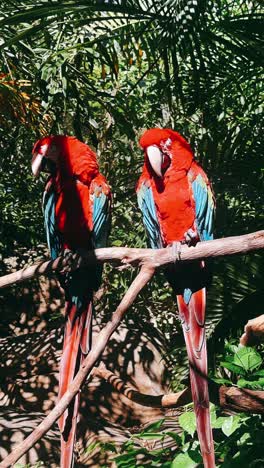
0, 230, 263, 289
92, 364, 192, 408
0, 265, 155, 468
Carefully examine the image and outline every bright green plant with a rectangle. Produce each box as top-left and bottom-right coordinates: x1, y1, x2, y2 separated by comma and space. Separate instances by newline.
85, 403, 264, 467
213, 343, 264, 390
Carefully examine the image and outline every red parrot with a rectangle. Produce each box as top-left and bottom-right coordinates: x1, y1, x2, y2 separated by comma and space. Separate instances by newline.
136, 128, 215, 468
31, 135, 111, 468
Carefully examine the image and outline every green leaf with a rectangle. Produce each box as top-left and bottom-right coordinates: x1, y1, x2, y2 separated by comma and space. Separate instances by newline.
225, 343, 239, 354
212, 416, 229, 429
221, 415, 241, 437
171, 450, 201, 468
85, 441, 100, 454
165, 431, 183, 445
100, 442, 117, 453
237, 377, 264, 389
220, 361, 246, 375
139, 418, 165, 433
114, 448, 147, 467
179, 411, 196, 437
233, 347, 262, 372
112, 239, 123, 246
211, 377, 232, 385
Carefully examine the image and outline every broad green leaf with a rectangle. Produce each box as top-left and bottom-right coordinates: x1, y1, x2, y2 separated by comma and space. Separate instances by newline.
233, 347, 262, 372
221, 416, 241, 437
209, 404, 217, 425
220, 361, 246, 375
171, 450, 201, 468
179, 411, 196, 437
237, 377, 264, 389
212, 416, 229, 429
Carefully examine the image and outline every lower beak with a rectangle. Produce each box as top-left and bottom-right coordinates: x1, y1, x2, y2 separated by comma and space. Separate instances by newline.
147, 146, 163, 178
31, 152, 44, 177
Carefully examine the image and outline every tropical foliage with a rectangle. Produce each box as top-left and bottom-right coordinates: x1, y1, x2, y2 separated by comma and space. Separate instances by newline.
0, 0, 263, 466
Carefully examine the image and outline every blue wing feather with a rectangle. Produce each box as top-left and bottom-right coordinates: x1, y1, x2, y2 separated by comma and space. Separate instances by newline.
91, 183, 111, 289
42, 186, 62, 260
91, 186, 111, 249
192, 173, 215, 241
137, 182, 163, 249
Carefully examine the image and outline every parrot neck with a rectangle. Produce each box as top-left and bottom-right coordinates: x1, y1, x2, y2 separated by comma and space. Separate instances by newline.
170, 140, 194, 173
52, 136, 99, 186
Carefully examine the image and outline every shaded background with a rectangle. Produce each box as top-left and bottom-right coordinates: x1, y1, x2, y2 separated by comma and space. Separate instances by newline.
0, 0, 263, 466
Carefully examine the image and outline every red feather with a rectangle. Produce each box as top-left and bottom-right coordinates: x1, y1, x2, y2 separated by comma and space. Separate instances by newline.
137, 128, 215, 468
34, 135, 111, 468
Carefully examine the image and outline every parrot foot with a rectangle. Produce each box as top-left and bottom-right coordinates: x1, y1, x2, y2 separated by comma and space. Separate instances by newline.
172, 241, 182, 262
60, 249, 83, 274
183, 228, 199, 247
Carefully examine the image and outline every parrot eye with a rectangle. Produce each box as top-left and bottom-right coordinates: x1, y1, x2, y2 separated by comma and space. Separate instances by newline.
39, 143, 49, 156
161, 152, 171, 174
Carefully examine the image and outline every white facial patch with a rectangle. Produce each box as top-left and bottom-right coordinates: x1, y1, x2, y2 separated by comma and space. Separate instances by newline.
31, 153, 44, 177
147, 145, 163, 177
160, 138, 172, 156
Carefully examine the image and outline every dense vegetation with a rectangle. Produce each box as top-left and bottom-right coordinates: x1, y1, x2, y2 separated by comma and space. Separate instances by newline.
0, 1, 263, 466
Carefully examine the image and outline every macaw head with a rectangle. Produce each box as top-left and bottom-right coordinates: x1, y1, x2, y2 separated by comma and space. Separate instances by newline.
31, 135, 59, 177
32, 135, 99, 183
139, 128, 193, 178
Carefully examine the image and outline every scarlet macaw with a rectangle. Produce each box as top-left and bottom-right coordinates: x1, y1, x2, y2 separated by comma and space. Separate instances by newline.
136, 128, 215, 468
32, 135, 111, 468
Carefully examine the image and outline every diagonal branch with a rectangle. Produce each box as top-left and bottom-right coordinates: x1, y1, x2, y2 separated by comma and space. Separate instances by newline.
92, 365, 264, 414
0, 265, 155, 468
0, 230, 263, 289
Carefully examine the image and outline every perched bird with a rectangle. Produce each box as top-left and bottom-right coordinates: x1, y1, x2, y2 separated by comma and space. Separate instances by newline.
136, 128, 215, 467
32, 135, 111, 468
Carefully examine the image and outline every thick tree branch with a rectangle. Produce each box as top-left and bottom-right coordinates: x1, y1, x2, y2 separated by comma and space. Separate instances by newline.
0, 230, 263, 289
240, 314, 264, 346
0, 265, 155, 468
219, 386, 264, 414
1, 231, 263, 465
93, 365, 264, 414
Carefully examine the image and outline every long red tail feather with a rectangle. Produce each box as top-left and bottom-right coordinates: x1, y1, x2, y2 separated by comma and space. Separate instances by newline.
58, 301, 93, 468
177, 290, 215, 468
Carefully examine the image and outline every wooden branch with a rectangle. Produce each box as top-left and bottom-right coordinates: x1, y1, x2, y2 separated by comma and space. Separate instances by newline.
0, 230, 263, 289
92, 365, 192, 408
219, 386, 264, 414
93, 365, 264, 414
0, 265, 155, 468
240, 314, 264, 346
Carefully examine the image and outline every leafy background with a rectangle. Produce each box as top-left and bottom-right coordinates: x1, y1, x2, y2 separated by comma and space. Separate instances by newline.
0, 0, 263, 466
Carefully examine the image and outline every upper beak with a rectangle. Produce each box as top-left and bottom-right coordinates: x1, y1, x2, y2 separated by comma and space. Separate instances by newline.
31, 152, 44, 177
147, 145, 163, 178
